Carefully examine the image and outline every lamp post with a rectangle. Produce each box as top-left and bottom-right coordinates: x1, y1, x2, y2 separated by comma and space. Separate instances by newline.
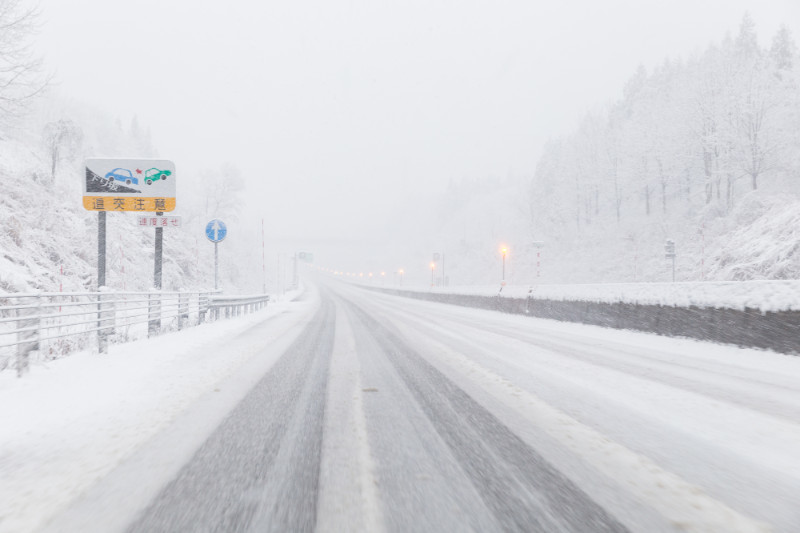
399, 268, 404, 286
501, 246, 508, 284
430, 262, 435, 287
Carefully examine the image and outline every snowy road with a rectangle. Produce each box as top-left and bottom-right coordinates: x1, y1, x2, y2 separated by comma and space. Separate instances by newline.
17, 279, 800, 532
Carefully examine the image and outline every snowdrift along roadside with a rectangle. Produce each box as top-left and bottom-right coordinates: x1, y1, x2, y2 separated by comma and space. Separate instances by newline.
0, 290, 318, 533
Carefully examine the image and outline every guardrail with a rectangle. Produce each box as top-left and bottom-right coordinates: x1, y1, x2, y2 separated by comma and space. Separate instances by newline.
0, 290, 270, 377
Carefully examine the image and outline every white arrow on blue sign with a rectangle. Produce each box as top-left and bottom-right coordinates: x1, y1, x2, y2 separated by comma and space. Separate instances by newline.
205, 219, 227, 243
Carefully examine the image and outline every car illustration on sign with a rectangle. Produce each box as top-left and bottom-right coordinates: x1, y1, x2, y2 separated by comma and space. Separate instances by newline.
145, 168, 171, 185
105, 168, 138, 185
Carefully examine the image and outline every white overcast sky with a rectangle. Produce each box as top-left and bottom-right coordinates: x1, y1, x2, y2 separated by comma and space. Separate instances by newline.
34, 0, 800, 244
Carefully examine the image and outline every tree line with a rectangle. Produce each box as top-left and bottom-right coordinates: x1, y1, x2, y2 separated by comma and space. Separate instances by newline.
531, 15, 799, 237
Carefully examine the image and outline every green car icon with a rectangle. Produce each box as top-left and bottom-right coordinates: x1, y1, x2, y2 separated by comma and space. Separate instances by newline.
144, 168, 171, 185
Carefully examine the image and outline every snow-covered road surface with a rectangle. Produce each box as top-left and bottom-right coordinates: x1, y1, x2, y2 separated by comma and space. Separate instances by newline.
4, 279, 800, 532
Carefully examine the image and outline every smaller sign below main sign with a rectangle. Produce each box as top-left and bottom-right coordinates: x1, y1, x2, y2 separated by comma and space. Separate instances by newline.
137, 215, 182, 228
206, 219, 227, 242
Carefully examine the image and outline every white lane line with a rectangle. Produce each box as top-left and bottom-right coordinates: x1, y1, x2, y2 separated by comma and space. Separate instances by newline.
316, 299, 384, 533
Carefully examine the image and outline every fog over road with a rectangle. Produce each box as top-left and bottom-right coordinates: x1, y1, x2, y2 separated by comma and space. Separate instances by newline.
54, 279, 800, 532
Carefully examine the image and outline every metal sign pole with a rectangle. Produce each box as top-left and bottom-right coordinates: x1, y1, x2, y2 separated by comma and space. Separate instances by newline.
98, 211, 107, 288
154, 211, 163, 290
214, 241, 219, 290
97, 211, 108, 353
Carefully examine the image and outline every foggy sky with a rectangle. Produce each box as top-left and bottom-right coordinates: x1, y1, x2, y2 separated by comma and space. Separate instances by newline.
35, 0, 800, 247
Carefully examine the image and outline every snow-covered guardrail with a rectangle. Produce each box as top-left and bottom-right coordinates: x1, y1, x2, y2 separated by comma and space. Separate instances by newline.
209, 294, 271, 319
0, 290, 270, 377
361, 281, 800, 355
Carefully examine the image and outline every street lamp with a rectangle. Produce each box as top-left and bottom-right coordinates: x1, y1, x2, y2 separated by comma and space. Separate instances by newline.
399, 268, 404, 286
430, 262, 436, 287
501, 246, 508, 284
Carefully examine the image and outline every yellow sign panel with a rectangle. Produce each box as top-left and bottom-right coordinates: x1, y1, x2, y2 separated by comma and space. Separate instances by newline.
83, 197, 177, 212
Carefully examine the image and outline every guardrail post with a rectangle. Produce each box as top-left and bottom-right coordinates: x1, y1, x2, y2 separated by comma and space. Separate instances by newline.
16, 296, 40, 376
177, 293, 185, 330
97, 290, 115, 353
198, 293, 208, 324
148, 291, 161, 337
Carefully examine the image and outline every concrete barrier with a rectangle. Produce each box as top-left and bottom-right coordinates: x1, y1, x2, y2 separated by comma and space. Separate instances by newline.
365, 287, 800, 355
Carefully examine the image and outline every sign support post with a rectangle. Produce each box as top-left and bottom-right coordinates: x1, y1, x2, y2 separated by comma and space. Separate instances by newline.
154, 211, 163, 290
98, 211, 107, 288
97, 211, 108, 353
205, 219, 227, 295
149, 212, 164, 337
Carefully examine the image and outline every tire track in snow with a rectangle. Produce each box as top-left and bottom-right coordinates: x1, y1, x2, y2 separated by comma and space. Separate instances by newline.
126, 295, 335, 533
344, 300, 628, 533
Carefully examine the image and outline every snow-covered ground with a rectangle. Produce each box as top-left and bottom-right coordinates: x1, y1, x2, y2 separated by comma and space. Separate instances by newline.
0, 290, 315, 533
3, 279, 800, 532
364, 279, 800, 312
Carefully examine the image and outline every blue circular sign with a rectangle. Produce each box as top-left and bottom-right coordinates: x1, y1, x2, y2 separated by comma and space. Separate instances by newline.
205, 219, 227, 243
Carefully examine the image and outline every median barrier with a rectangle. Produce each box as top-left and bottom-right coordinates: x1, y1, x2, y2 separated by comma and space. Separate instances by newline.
363, 287, 800, 355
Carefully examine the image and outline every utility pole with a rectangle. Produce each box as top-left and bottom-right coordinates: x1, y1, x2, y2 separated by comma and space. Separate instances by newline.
261, 218, 267, 294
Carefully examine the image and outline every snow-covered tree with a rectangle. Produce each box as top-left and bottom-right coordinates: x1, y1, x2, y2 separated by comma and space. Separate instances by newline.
42, 118, 82, 181
0, 0, 46, 125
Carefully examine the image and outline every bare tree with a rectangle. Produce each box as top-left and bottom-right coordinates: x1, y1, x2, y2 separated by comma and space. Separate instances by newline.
0, 0, 46, 123
202, 162, 246, 220
42, 119, 83, 181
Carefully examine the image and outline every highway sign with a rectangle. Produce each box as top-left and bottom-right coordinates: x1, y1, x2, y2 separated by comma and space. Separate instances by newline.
83, 158, 176, 212
137, 215, 182, 228
206, 219, 227, 242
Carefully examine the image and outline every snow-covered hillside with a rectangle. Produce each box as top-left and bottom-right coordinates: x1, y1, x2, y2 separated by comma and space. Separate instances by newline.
0, 100, 258, 293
